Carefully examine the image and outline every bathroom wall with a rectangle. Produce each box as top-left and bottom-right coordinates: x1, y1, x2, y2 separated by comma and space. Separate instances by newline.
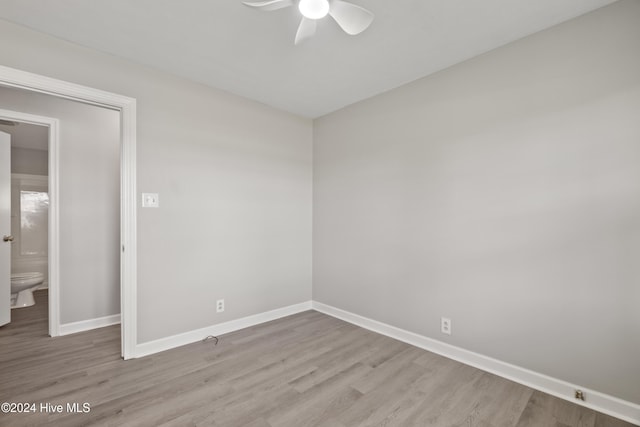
0, 18, 313, 342
11, 147, 48, 175
0, 85, 121, 324
1, 121, 48, 175
313, 0, 640, 405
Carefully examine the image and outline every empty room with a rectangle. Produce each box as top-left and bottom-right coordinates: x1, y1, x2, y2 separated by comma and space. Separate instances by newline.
0, 0, 638, 426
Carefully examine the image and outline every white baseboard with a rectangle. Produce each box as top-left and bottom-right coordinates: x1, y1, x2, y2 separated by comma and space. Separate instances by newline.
59, 313, 121, 336
134, 301, 313, 358
312, 301, 640, 426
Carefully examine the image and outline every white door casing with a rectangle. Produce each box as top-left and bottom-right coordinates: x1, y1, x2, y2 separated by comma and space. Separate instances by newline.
0, 110, 59, 337
0, 131, 11, 326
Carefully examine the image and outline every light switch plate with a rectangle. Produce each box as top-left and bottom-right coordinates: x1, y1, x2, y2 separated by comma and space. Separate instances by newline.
142, 193, 159, 208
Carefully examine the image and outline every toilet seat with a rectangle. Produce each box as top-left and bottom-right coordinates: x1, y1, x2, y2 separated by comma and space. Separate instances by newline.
11, 272, 44, 279
11, 272, 45, 285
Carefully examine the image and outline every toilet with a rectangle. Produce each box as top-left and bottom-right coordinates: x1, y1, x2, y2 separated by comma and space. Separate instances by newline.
10, 272, 44, 308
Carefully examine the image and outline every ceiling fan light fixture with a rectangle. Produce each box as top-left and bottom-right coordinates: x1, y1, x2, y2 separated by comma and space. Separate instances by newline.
298, 0, 329, 20
243, 0, 373, 44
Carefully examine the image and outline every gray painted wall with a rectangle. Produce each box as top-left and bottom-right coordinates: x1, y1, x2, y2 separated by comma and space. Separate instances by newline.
0, 19, 313, 342
313, 0, 640, 405
11, 147, 48, 175
1, 85, 121, 324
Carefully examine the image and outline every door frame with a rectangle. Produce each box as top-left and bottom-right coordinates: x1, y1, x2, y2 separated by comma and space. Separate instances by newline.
0, 65, 137, 360
0, 110, 59, 335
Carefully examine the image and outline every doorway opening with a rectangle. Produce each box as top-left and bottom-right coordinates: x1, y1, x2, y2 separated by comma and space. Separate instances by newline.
0, 111, 58, 337
7, 122, 50, 317
0, 97, 122, 343
0, 65, 137, 359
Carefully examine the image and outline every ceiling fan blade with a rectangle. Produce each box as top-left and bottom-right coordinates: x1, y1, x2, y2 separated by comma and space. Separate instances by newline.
329, 0, 374, 35
295, 17, 317, 45
242, 0, 294, 11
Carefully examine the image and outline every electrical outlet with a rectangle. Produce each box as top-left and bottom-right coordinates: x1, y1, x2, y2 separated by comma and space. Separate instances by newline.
216, 299, 225, 313
441, 317, 452, 335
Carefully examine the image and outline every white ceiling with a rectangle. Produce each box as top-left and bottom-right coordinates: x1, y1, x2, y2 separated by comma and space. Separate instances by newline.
0, 0, 617, 118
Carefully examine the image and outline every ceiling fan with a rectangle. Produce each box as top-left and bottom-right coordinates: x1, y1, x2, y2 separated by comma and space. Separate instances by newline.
242, 0, 374, 45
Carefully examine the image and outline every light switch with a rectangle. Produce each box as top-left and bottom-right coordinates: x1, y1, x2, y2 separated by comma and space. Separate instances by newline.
142, 193, 159, 208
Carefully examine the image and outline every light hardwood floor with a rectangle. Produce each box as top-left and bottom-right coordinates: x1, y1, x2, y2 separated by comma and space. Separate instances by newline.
0, 290, 635, 427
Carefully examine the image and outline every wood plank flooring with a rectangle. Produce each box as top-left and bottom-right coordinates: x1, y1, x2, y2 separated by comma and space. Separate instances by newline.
0, 290, 635, 427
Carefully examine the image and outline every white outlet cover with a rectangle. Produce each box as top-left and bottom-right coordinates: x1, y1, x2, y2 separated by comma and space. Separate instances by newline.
441, 317, 452, 335
216, 299, 225, 313
142, 193, 159, 208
